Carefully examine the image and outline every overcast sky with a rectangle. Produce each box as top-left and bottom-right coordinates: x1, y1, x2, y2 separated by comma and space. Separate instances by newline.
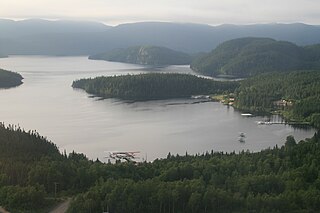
1, 0, 319, 25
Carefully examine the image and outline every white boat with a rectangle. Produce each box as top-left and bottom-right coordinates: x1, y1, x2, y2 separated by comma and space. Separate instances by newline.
238, 137, 245, 143
191, 95, 210, 99
241, 113, 253, 117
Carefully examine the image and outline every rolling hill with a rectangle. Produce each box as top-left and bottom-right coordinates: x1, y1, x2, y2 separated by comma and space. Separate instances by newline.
1, 20, 320, 55
89, 46, 192, 65
191, 37, 320, 78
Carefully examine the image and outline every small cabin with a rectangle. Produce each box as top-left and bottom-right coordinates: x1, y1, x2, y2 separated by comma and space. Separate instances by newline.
273, 99, 293, 107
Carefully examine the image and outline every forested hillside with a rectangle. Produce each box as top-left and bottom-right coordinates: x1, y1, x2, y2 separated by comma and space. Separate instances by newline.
89, 46, 192, 65
72, 73, 238, 100
0, 124, 61, 211
191, 37, 320, 77
234, 71, 320, 128
68, 132, 320, 213
0, 69, 23, 88
1, 122, 320, 212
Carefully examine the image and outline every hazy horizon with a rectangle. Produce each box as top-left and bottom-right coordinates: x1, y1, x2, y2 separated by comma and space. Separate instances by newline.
1, 0, 319, 26
1, 18, 319, 28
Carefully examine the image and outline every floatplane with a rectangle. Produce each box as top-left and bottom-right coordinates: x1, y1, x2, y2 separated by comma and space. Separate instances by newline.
104, 151, 140, 162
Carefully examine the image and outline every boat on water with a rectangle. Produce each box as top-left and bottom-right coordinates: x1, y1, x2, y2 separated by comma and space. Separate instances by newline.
238, 137, 245, 143
239, 132, 246, 137
191, 95, 210, 99
238, 132, 246, 143
241, 113, 253, 117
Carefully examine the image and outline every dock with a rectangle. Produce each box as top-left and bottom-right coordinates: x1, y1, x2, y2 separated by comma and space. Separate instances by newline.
257, 121, 310, 125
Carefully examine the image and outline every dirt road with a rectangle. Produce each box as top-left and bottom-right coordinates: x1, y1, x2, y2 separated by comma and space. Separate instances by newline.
49, 198, 71, 213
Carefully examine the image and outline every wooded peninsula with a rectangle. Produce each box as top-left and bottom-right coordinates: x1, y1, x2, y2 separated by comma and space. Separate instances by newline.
0, 69, 23, 88
72, 70, 320, 129
72, 73, 238, 101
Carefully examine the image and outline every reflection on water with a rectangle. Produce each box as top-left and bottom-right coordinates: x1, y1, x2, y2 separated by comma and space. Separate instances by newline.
0, 56, 316, 161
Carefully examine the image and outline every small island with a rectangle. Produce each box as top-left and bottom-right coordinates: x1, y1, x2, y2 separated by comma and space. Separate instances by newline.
72, 73, 238, 100
0, 69, 23, 88
89, 45, 192, 65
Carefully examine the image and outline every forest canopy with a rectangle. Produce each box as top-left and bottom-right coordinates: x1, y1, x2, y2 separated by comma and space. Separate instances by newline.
191, 37, 320, 78
234, 70, 320, 128
1, 122, 320, 212
72, 73, 238, 100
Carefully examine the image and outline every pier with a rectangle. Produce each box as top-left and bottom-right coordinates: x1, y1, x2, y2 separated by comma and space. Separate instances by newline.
257, 121, 310, 125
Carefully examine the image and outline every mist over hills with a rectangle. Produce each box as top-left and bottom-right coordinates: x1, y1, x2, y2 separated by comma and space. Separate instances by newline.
89, 45, 192, 65
1, 19, 320, 55
0, 19, 110, 38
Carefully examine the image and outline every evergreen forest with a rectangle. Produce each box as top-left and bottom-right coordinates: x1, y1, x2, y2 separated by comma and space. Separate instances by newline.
234, 71, 320, 128
72, 73, 238, 100
1, 123, 320, 212
191, 38, 320, 78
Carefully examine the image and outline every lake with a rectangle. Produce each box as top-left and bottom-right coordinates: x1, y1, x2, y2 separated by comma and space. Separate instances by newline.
0, 56, 316, 161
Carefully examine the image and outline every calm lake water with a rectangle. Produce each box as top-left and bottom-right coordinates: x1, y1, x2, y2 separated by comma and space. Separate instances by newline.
0, 56, 316, 161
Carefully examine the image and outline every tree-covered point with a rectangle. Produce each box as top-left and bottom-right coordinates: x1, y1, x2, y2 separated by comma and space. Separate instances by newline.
0, 68, 23, 88
72, 73, 239, 100
234, 70, 320, 128
89, 45, 192, 65
191, 37, 320, 78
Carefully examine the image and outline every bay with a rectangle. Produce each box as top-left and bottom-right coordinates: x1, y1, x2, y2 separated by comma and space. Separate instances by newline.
0, 56, 316, 161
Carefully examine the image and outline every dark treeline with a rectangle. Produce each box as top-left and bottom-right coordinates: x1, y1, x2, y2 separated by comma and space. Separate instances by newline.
0, 69, 23, 88
0, 123, 60, 211
234, 71, 320, 128
0, 123, 113, 211
68, 133, 320, 213
72, 73, 238, 100
2, 123, 320, 212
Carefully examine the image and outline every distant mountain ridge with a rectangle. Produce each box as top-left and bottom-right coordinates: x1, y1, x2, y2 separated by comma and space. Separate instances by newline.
0, 19, 110, 38
89, 46, 192, 65
1, 19, 320, 55
191, 37, 320, 78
